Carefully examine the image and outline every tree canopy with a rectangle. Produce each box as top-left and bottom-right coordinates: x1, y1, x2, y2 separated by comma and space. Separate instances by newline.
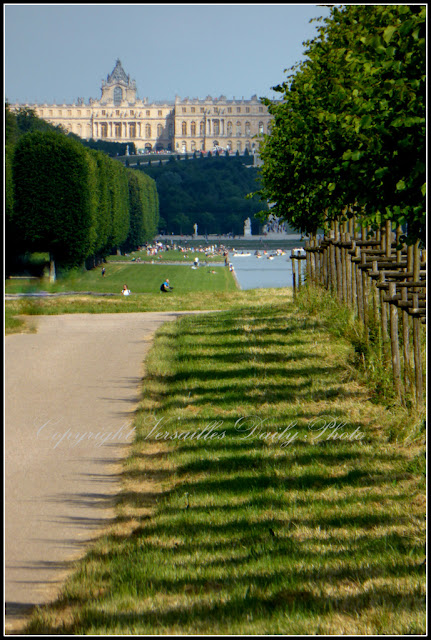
141, 155, 267, 235
255, 5, 426, 244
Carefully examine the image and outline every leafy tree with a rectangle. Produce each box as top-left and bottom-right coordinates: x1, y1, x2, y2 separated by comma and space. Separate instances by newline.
69, 135, 136, 158
140, 156, 267, 234
106, 159, 130, 253
122, 170, 159, 251
87, 150, 113, 260
12, 131, 97, 279
256, 5, 426, 243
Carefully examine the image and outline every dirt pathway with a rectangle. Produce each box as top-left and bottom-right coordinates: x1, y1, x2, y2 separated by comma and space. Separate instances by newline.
4, 312, 205, 633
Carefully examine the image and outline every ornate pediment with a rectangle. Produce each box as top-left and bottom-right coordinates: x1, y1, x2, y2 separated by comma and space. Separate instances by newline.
100, 60, 137, 105
107, 59, 129, 86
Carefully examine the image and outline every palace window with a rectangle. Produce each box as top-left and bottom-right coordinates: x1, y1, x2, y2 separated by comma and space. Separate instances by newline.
114, 87, 123, 106
169, 123, 174, 136
258, 121, 264, 134
158, 110, 162, 116
227, 107, 232, 113
115, 122, 122, 137
182, 121, 187, 135
190, 121, 196, 136
245, 121, 251, 136
67, 110, 72, 116
259, 107, 264, 113
200, 121, 205, 136
237, 107, 241, 113
227, 121, 233, 136
100, 123, 108, 138
246, 107, 250, 113
77, 110, 81, 116
146, 124, 151, 138
146, 110, 150, 116
213, 120, 220, 135
129, 123, 136, 138
157, 124, 163, 136
191, 107, 195, 113
182, 107, 187, 113
102, 110, 106, 116
236, 121, 241, 136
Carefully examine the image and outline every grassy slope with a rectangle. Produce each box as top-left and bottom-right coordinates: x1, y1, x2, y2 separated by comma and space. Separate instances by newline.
4, 263, 236, 295
24, 288, 425, 635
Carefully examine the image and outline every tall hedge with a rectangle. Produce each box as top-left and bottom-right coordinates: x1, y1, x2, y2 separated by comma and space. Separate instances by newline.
7, 106, 161, 271
106, 158, 130, 253
12, 130, 97, 274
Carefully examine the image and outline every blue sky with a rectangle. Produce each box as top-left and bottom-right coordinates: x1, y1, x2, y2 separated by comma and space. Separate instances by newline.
4, 3, 332, 105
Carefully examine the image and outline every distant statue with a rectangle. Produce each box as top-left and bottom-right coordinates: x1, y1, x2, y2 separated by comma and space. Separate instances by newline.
193, 223, 198, 237
244, 217, 252, 236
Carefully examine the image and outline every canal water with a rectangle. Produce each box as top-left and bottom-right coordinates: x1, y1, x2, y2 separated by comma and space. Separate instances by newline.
229, 244, 303, 290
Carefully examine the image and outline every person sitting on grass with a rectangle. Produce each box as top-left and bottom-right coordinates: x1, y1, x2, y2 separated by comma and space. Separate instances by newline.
160, 279, 173, 292
121, 284, 131, 296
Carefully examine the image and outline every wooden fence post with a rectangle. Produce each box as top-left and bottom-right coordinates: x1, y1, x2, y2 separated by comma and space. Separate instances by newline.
412, 241, 424, 405
388, 281, 403, 402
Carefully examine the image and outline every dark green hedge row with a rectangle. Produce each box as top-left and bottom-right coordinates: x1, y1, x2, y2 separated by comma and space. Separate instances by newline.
6, 106, 158, 274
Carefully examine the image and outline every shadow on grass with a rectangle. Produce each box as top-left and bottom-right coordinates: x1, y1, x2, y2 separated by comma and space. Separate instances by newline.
23, 301, 425, 635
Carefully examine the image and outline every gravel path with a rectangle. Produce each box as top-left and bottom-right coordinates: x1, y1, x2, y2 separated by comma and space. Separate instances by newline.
4, 311, 206, 632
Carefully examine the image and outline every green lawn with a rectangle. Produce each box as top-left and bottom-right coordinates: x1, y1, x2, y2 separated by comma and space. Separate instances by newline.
24, 288, 425, 635
108, 248, 225, 263
5, 263, 236, 295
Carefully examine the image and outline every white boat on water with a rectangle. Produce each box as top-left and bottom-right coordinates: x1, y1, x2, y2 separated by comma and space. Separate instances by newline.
233, 252, 251, 257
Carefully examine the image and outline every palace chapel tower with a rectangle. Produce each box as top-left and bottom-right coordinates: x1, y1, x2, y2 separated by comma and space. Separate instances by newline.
99, 59, 139, 106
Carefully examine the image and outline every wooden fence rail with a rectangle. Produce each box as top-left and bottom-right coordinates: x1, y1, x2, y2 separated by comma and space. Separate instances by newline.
291, 221, 426, 406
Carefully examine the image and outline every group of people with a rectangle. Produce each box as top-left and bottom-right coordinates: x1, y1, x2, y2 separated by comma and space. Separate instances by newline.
120, 280, 174, 294
101, 267, 173, 295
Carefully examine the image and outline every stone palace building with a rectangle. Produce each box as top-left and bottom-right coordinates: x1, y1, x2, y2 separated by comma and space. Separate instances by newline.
10, 59, 273, 154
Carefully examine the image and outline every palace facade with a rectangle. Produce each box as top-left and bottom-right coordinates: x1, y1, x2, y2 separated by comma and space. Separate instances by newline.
10, 59, 273, 154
